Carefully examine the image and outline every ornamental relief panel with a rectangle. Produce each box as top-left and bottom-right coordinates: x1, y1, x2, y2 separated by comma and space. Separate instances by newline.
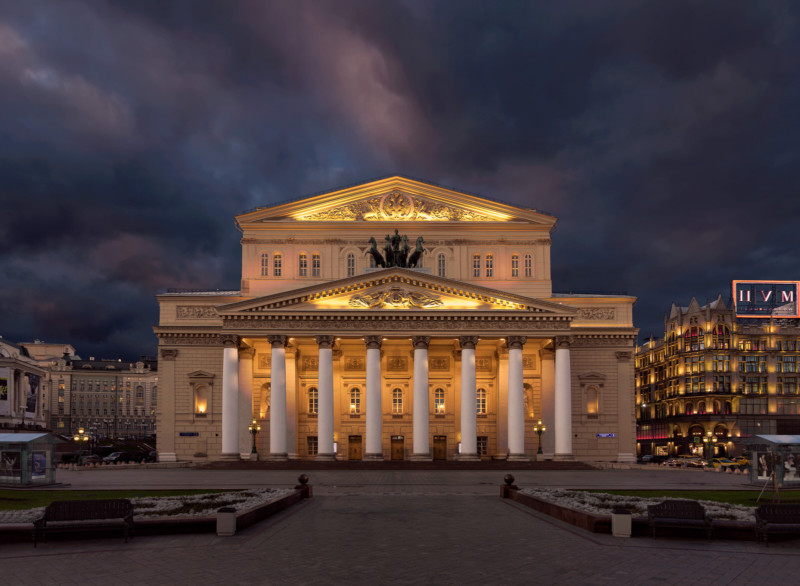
429, 357, 450, 371
301, 357, 319, 371
344, 356, 366, 371
156, 334, 223, 346
476, 357, 492, 372
576, 307, 616, 320
224, 318, 570, 331
348, 287, 443, 309
523, 355, 536, 369
386, 356, 409, 371
257, 354, 271, 369
176, 306, 219, 319
296, 191, 493, 222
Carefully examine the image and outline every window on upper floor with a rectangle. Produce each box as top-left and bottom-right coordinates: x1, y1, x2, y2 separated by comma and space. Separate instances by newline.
511, 254, 519, 278
308, 387, 318, 414
392, 388, 403, 414
476, 388, 487, 415
350, 387, 361, 415
261, 253, 269, 276
712, 324, 730, 349
299, 253, 308, 277
684, 327, 704, 351
524, 254, 532, 277
312, 253, 321, 277
347, 253, 356, 277
273, 253, 282, 277
472, 254, 481, 278
434, 388, 445, 414
437, 253, 446, 278
485, 254, 494, 277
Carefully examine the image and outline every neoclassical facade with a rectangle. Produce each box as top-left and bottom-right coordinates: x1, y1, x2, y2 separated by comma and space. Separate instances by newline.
155, 176, 637, 462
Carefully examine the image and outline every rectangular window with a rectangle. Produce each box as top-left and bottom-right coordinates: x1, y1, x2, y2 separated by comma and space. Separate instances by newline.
307, 436, 318, 456
712, 355, 729, 372
779, 356, 796, 373
349, 387, 361, 415
477, 436, 488, 456
434, 388, 445, 414
299, 253, 308, 277
308, 388, 318, 415
347, 254, 355, 277
524, 254, 532, 277
472, 254, 481, 278
511, 255, 519, 278
437, 254, 446, 277
261, 253, 269, 276
312, 253, 320, 277
273, 253, 282, 277
485, 254, 494, 277
476, 388, 487, 414
392, 389, 403, 414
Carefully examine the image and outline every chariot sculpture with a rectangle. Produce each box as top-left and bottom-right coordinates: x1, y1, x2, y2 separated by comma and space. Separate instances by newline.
366, 230, 426, 268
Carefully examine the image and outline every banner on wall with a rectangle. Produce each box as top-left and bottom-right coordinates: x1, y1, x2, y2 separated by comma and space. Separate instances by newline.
25, 373, 39, 417
0, 367, 10, 416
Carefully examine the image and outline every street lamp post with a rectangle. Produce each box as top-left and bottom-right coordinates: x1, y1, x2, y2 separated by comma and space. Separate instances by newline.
248, 419, 261, 458
73, 427, 89, 462
533, 419, 546, 455
703, 431, 718, 465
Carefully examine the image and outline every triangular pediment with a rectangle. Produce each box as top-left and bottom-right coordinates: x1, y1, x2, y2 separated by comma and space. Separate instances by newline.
236, 175, 556, 226
217, 268, 576, 316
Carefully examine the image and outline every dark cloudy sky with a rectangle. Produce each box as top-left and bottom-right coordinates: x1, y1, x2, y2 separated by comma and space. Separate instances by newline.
2, 0, 799, 359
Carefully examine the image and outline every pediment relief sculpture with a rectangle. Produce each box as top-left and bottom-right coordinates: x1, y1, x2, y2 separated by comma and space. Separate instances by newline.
348, 286, 443, 309
297, 191, 493, 222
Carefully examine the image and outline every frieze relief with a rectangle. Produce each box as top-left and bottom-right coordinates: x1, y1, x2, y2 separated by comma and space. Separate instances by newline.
176, 306, 219, 319
523, 356, 536, 369
344, 357, 366, 371
297, 191, 493, 222
225, 317, 570, 331
257, 354, 271, 369
348, 287, 443, 309
429, 357, 450, 371
386, 356, 409, 371
576, 307, 616, 320
476, 357, 492, 372
156, 334, 223, 346
301, 357, 319, 371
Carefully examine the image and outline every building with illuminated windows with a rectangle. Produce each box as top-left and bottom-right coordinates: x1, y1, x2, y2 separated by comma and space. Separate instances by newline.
155, 176, 637, 463
635, 295, 800, 458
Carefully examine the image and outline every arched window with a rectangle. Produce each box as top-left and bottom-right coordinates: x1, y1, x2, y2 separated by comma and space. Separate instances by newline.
476, 388, 487, 414
697, 401, 706, 414
472, 254, 481, 277
586, 386, 599, 415
273, 253, 282, 277
350, 387, 361, 414
434, 388, 445, 414
347, 253, 356, 277
261, 253, 269, 276
511, 254, 519, 278
136, 386, 144, 405
724, 401, 732, 414
308, 387, 318, 414
312, 253, 321, 277
151, 386, 157, 404
194, 385, 209, 415
684, 327, 705, 351
713, 324, 730, 349
437, 253, 446, 277
392, 388, 403, 414
713, 400, 721, 414
485, 254, 494, 277
299, 253, 308, 277
685, 403, 694, 415
368, 254, 376, 268
524, 254, 533, 277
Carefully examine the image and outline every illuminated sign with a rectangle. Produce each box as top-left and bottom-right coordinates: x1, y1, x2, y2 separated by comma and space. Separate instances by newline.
732, 280, 800, 318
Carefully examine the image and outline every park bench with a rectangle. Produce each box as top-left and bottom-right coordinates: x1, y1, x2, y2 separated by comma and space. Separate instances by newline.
755, 503, 800, 546
33, 499, 135, 547
647, 500, 712, 540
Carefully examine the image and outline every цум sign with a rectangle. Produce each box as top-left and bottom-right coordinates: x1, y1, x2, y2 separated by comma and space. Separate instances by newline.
732, 280, 800, 318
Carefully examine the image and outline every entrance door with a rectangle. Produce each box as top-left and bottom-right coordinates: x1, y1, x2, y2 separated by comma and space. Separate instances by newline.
348, 435, 363, 460
391, 435, 404, 460
433, 435, 447, 460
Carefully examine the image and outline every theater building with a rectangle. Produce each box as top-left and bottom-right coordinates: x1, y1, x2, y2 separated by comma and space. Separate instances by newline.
154, 176, 637, 462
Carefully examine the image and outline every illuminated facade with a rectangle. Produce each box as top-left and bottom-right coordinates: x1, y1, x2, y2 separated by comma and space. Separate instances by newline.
155, 176, 637, 462
635, 295, 800, 458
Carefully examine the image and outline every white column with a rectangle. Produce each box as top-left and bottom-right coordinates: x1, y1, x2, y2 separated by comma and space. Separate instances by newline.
221, 336, 240, 459
616, 351, 636, 463
540, 349, 556, 459
458, 336, 479, 460
268, 335, 288, 460
554, 337, 573, 460
507, 336, 528, 461
238, 347, 255, 459
316, 336, 335, 460
411, 336, 431, 460
364, 336, 383, 459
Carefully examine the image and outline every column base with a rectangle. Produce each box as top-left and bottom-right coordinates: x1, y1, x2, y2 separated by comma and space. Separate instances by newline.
220, 452, 241, 461
248, 453, 260, 461
314, 453, 337, 461
364, 453, 384, 461
617, 453, 636, 463
269, 452, 289, 461
456, 453, 480, 461
553, 453, 574, 461
507, 453, 530, 462
409, 453, 432, 461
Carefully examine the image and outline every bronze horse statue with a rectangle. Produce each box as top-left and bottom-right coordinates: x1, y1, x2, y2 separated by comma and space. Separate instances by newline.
407, 236, 426, 268
365, 236, 386, 267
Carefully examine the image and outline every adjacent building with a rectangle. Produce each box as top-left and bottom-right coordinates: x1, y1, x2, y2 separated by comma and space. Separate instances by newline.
155, 176, 638, 463
0, 337, 49, 429
636, 295, 800, 459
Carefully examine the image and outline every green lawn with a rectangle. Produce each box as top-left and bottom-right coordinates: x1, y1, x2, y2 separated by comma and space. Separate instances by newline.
585, 489, 800, 507
0, 489, 233, 511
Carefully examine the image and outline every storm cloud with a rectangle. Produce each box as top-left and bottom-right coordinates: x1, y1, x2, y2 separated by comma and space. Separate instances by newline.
1, 0, 799, 358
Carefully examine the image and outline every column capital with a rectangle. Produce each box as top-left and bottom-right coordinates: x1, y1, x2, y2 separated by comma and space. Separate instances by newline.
554, 336, 574, 349
221, 334, 239, 348
239, 346, 256, 359
267, 335, 288, 348
315, 335, 335, 349
459, 336, 479, 350
364, 335, 383, 350
159, 348, 178, 361
507, 336, 527, 350
615, 351, 632, 361
412, 336, 431, 350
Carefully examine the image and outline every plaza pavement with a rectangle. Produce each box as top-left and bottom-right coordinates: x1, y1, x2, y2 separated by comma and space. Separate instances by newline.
0, 466, 797, 585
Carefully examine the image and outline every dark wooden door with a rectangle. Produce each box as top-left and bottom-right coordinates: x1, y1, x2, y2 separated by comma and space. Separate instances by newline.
433, 435, 447, 460
348, 435, 363, 460
391, 435, 404, 460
